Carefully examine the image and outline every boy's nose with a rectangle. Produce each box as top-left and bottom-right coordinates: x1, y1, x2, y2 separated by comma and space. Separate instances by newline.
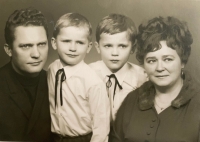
69, 42, 77, 51
111, 47, 119, 56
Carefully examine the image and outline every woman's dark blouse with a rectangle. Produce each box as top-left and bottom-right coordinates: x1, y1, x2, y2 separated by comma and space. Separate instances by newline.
111, 72, 200, 142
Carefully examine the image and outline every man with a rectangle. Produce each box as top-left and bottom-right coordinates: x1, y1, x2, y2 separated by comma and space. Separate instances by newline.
0, 8, 51, 141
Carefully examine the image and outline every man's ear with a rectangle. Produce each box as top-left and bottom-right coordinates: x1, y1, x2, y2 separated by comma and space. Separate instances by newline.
51, 37, 57, 50
86, 42, 93, 53
4, 44, 12, 57
95, 42, 100, 54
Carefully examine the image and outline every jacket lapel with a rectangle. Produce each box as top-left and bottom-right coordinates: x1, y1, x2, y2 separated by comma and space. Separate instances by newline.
27, 71, 47, 133
6, 67, 32, 119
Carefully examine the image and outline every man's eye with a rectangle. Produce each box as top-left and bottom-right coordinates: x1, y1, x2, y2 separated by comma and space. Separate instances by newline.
20, 45, 31, 49
38, 43, 46, 47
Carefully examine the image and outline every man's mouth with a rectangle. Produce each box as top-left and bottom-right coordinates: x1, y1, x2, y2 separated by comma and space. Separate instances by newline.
28, 61, 42, 66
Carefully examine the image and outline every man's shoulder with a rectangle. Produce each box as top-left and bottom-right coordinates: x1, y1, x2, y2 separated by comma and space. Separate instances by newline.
0, 62, 11, 77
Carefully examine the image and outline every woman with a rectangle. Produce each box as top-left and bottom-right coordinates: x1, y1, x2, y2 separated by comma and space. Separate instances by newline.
111, 16, 200, 142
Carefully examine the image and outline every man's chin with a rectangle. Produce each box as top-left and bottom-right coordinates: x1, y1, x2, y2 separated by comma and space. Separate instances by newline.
21, 68, 43, 77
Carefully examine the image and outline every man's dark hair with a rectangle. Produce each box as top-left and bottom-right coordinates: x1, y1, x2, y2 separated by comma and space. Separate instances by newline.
4, 8, 48, 47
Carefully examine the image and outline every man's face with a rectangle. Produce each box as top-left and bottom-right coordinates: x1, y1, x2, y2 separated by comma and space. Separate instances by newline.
9, 26, 48, 77
96, 31, 133, 73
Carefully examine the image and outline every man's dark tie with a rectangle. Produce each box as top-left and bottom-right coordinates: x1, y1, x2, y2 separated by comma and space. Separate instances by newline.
55, 68, 66, 107
106, 74, 123, 101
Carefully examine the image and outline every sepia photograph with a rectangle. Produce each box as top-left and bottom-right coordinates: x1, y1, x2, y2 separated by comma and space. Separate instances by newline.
0, 0, 200, 141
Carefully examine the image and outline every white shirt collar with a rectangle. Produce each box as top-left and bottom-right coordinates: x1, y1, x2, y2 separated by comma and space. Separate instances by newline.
100, 61, 130, 85
58, 60, 85, 79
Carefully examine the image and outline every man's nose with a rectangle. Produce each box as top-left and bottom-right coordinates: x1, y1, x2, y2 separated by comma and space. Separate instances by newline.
30, 46, 40, 58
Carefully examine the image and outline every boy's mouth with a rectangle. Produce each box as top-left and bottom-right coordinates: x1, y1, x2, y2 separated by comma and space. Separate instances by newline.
67, 54, 78, 58
110, 60, 119, 63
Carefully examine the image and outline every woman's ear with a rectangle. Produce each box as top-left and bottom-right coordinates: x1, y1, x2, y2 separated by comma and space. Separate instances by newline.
4, 44, 12, 57
51, 37, 57, 50
181, 62, 185, 69
95, 42, 100, 54
87, 42, 93, 53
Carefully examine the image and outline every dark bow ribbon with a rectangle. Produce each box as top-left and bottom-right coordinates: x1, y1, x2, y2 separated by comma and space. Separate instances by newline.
55, 68, 66, 107
106, 74, 123, 101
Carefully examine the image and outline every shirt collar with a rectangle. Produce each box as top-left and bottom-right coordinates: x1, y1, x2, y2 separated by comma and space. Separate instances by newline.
100, 61, 130, 85
58, 60, 85, 79
138, 71, 198, 110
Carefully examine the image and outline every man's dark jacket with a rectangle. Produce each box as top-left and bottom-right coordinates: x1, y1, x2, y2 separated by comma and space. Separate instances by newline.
0, 62, 51, 141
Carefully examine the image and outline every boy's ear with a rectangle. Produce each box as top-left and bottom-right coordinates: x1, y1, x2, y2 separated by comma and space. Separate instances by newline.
130, 50, 134, 54
86, 42, 93, 53
95, 42, 100, 54
4, 44, 12, 57
51, 37, 57, 50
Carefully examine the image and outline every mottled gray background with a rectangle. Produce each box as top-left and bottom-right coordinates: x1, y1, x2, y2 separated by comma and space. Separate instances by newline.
0, 0, 199, 83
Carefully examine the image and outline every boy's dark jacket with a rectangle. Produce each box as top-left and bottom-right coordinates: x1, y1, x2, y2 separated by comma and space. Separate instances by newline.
0, 62, 51, 141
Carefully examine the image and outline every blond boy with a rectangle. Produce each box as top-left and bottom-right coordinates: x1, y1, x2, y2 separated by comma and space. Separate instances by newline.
48, 13, 110, 142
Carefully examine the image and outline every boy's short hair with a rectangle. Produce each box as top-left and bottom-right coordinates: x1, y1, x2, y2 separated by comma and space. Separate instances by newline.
4, 8, 48, 47
53, 13, 92, 41
96, 13, 137, 50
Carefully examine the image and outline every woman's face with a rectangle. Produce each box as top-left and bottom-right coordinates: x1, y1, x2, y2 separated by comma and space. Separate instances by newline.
144, 40, 184, 88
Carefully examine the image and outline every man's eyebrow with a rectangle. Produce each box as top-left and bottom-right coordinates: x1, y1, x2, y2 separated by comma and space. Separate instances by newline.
19, 43, 33, 47
38, 41, 47, 44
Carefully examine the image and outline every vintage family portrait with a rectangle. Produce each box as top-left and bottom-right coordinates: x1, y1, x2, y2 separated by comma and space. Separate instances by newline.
0, 0, 199, 141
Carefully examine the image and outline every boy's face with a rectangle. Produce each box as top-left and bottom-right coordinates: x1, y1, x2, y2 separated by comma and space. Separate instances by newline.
51, 26, 92, 66
96, 31, 133, 73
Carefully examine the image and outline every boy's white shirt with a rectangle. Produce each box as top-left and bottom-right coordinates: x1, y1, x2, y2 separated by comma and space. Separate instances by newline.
48, 59, 110, 142
89, 60, 148, 121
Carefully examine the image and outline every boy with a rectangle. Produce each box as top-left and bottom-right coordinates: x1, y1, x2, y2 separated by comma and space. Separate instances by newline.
48, 13, 110, 142
90, 14, 148, 122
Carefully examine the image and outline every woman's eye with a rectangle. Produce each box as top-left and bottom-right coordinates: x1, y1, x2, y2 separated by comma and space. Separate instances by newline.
147, 60, 156, 64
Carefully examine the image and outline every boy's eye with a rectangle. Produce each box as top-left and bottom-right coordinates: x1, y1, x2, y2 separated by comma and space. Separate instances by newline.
77, 41, 84, 45
62, 40, 70, 43
104, 44, 112, 48
164, 58, 173, 62
119, 44, 127, 48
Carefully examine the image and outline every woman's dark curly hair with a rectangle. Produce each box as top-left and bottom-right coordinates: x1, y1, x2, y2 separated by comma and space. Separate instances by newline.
4, 8, 48, 47
136, 16, 193, 65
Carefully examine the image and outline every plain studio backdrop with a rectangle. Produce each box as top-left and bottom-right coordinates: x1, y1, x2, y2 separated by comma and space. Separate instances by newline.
0, 0, 199, 84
